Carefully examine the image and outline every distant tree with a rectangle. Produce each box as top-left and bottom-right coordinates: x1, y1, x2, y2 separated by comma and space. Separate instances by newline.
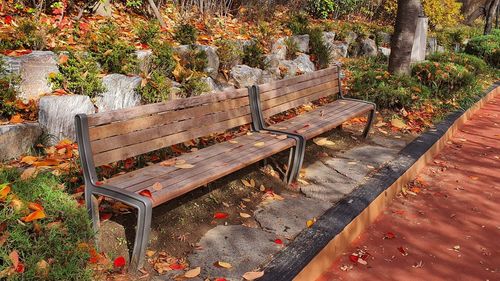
484, 0, 499, 34
388, 0, 422, 75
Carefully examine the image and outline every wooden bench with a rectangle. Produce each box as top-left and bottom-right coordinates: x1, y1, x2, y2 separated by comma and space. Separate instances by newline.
249, 65, 376, 179
75, 88, 302, 269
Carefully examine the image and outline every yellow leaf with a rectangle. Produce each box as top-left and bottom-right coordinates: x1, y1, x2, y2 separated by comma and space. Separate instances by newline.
229, 140, 239, 144
241, 179, 253, 188
215, 261, 232, 269
275, 135, 287, 140
242, 271, 265, 280
184, 267, 201, 278
240, 212, 251, 218
146, 250, 156, 257
9, 114, 23, 124
250, 179, 256, 187
175, 163, 194, 169
36, 260, 50, 278
313, 137, 335, 148
259, 185, 266, 192
159, 159, 176, 166
254, 142, 265, 147
391, 118, 407, 129
306, 218, 316, 228
152, 182, 163, 191
22, 209, 46, 222
20, 156, 38, 165
0, 184, 11, 200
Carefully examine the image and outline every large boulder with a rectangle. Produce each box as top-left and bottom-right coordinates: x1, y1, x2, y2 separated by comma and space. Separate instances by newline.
330, 42, 349, 59
135, 50, 153, 74
291, 35, 310, 53
3, 51, 58, 101
271, 37, 287, 60
377, 31, 392, 47
95, 74, 142, 112
358, 38, 378, 57
293, 54, 315, 74
197, 45, 219, 79
0, 123, 42, 161
201, 76, 222, 94
278, 60, 299, 78
379, 47, 391, 57
229, 65, 263, 88
322, 32, 336, 45
38, 95, 95, 143
345, 31, 358, 45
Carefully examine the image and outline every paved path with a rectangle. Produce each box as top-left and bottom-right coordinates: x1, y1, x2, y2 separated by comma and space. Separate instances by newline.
318, 96, 500, 281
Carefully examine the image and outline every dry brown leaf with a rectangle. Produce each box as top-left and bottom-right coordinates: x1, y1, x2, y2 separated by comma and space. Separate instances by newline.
160, 159, 176, 167
152, 182, 163, 191
215, 261, 232, 269
313, 137, 335, 147
36, 260, 49, 277
275, 135, 287, 140
391, 118, 407, 129
184, 267, 201, 278
254, 142, 265, 147
20, 156, 38, 165
146, 250, 156, 257
20, 167, 38, 180
175, 163, 194, 169
239, 212, 251, 218
241, 179, 254, 188
242, 271, 264, 280
229, 140, 239, 144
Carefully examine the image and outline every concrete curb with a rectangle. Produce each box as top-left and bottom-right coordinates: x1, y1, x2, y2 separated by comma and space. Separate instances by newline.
259, 81, 500, 281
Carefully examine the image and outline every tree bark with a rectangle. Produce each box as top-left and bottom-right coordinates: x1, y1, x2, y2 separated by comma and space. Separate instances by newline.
458, 0, 487, 24
388, 0, 421, 75
147, 0, 167, 28
484, 0, 499, 34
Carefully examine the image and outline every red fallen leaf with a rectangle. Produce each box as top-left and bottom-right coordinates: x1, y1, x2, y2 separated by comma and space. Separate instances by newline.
392, 209, 405, 216
398, 246, 408, 256
22, 209, 46, 222
274, 239, 283, 245
95, 181, 104, 186
384, 232, 396, 239
124, 158, 134, 169
5, 15, 13, 25
52, 8, 64, 15
28, 202, 44, 211
169, 263, 185, 270
113, 256, 126, 268
215, 279, 227, 281
15, 262, 25, 273
139, 189, 153, 200
214, 212, 229, 219
100, 213, 112, 221
349, 254, 358, 263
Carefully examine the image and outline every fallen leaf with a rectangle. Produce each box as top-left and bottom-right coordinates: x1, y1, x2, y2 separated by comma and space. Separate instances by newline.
274, 239, 283, 245
259, 185, 266, 192
254, 142, 265, 147
59, 54, 69, 64
22, 209, 46, 222
391, 118, 407, 129
20, 156, 38, 165
152, 182, 163, 191
384, 232, 396, 239
159, 159, 176, 166
242, 271, 264, 280
169, 263, 185, 270
0, 184, 11, 200
21, 167, 38, 180
9, 114, 23, 124
241, 179, 254, 188
215, 261, 232, 269
113, 256, 126, 268
398, 246, 408, 256
184, 267, 201, 278
313, 137, 335, 147
213, 212, 229, 219
239, 212, 251, 218
175, 163, 194, 169
306, 218, 316, 228
28, 202, 44, 211
146, 250, 156, 257
229, 140, 239, 144
36, 260, 50, 277
275, 135, 287, 140
139, 189, 153, 200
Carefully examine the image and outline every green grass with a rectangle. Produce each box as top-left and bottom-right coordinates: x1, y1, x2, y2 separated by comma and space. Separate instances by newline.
0, 169, 93, 281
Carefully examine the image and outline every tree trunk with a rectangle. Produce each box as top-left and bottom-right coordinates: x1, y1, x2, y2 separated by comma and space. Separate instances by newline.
484, 0, 500, 34
388, 0, 421, 75
458, 0, 488, 24
147, 0, 167, 28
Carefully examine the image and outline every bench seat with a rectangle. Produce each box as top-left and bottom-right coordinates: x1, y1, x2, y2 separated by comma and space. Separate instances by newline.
267, 99, 374, 140
105, 132, 295, 207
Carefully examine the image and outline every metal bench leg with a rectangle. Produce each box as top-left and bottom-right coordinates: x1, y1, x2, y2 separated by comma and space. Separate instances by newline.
285, 146, 296, 184
130, 198, 152, 269
85, 186, 100, 236
362, 108, 376, 139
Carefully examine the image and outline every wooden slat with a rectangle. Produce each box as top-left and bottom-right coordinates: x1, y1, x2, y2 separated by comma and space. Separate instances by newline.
91, 105, 251, 154
89, 96, 249, 141
88, 88, 248, 126
93, 114, 253, 166
260, 80, 339, 113
106, 133, 272, 188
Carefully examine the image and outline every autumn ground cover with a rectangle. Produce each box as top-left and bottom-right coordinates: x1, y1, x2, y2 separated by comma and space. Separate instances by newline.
0, 1, 499, 280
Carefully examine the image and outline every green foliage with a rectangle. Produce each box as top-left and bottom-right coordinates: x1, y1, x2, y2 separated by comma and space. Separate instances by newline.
173, 23, 198, 45
465, 33, 500, 68
287, 12, 310, 35
137, 71, 171, 103
49, 52, 105, 97
434, 25, 482, 50
149, 41, 177, 75
90, 23, 137, 74
412, 61, 474, 100
307, 0, 335, 19
136, 21, 160, 45
284, 37, 299, 60
178, 75, 210, 98
0, 58, 20, 119
427, 52, 488, 75
308, 27, 332, 69
0, 169, 93, 281
242, 40, 267, 69
1, 18, 46, 51
216, 39, 243, 72
180, 46, 208, 72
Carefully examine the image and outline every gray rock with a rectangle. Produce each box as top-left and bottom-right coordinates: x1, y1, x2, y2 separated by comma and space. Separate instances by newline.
379, 47, 391, 57
135, 49, 153, 74
254, 193, 331, 239
229, 65, 262, 88
38, 95, 95, 143
293, 54, 315, 74
261, 69, 279, 84
330, 42, 349, 59
376, 31, 391, 46
264, 54, 281, 68
0, 123, 42, 161
322, 32, 336, 45
3, 51, 58, 101
188, 225, 278, 280
95, 74, 141, 112
358, 38, 378, 57
427, 37, 438, 55
291, 35, 310, 53
341, 145, 399, 166
93, 0, 113, 17
271, 37, 287, 60
197, 45, 219, 79
201, 76, 221, 93
345, 31, 358, 45
277, 60, 299, 78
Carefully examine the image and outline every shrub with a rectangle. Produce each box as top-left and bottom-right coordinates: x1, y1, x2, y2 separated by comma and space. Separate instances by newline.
216, 39, 243, 72
136, 21, 160, 45
0, 58, 19, 119
427, 52, 488, 75
137, 71, 171, 103
308, 27, 332, 69
465, 34, 500, 68
149, 41, 177, 75
434, 25, 482, 50
287, 12, 310, 35
89, 23, 137, 74
178, 75, 209, 98
242, 41, 267, 69
49, 52, 105, 97
1, 18, 46, 50
307, 0, 335, 19
284, 37, 300, 60
179, 46, 208, 72
0, 169, 93, 280
173, 23, 198, 45
412, 61, 474, 99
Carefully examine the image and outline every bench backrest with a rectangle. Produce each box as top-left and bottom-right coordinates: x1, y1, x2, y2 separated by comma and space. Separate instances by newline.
258, 67, 340, 119
85, 88, 252, 167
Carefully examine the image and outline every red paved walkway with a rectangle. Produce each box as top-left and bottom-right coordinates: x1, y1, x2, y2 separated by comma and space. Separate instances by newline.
318, 96, 500, 281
